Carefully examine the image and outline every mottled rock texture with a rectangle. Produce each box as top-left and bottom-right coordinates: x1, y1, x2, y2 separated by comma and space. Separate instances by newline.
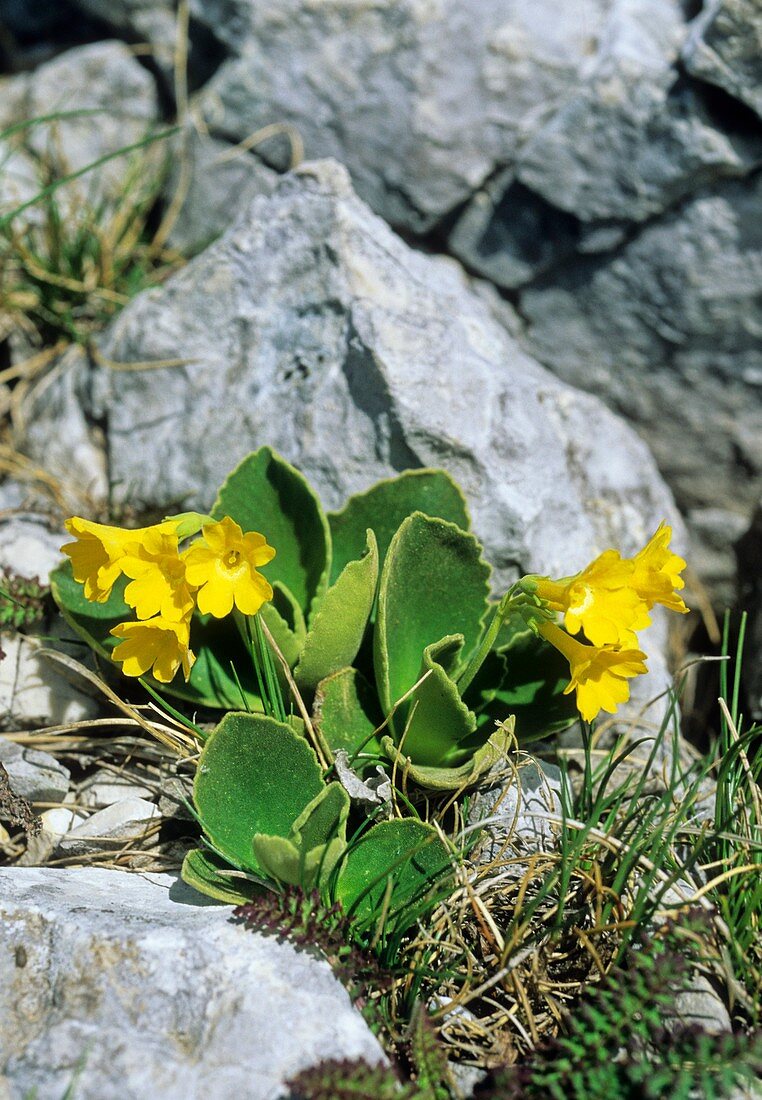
51, 0, 761, 592
87, 161, 683, 598
0, 867, 384, 1099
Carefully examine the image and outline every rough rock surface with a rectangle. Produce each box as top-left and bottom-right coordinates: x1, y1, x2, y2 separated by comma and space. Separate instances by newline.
0, 514, 64, 582
0, 867, 385, 1099
88, 160, 683, 597
56, 796, 160, 855
14, 345, 108, 513
683, 0, 762, 120
191, 0, 760, 240
0, 633, 100, 729
521, 173, 762, 601
0, 738, 69, 803
0, 40, 160, 226
193, 0, 617, 233
165, 128, 278, 258
471, 758, 566, 864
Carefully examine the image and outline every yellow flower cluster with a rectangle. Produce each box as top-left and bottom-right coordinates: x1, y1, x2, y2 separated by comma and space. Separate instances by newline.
62, 515, 276, 684
528, 523, 687, 723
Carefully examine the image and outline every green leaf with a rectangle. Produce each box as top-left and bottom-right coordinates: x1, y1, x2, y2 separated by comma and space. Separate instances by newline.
290, 781, 350, 851
396, 636, 476, 767
181, 848, 262, 905
252, 834, 347, 890
194, 712, 324, 872
259, 583, 306, 670
380, 720, 514, 792
314, 667, 383, 757
50, 560, 260, 710
212, 446, 331, 614
374, 512, 490, 719
328, 469, 471, 583
294, 530, 378, 697
490, 627, 578, 742
252, 781, 350, 889
337, 819, 453, 936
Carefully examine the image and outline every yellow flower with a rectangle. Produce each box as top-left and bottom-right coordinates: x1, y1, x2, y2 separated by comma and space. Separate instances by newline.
533, 550, 649, 647
62, 518, 148, 602
182, 516, 275, 618
630, 522, 688, 613
62, 517, 183, 604
121, 526, 195, 622
530, 522, 687, 645
539, 621, 648, 723
110, 616, 195, 683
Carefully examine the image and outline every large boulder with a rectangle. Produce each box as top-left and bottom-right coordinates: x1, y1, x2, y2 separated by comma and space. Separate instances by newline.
0, 867, 384, 1099
48, 1, 760, 597
520, 173, 762, 600
85, 160, 683, 602
190, 0, 757, 243
0, 40, 161, 227
682, 0, 762, 121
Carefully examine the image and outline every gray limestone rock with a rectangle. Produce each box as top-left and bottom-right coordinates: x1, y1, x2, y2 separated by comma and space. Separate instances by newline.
0, 738, 69, 804
14, 346, 108, 513
89, 160, 683, 595
194, 0, 690, 235
165, 128, 278, 257
0, 514, 64, 582
513, 65, 760, 227
0, 41, 161, 231
56, 796, 161, 855
0, 867, 385, 1099
77, 766, 156, 810
683, 0, 762, 120
520, 173, 762, 600
0, 634, 101, 730
470, 757, 566, 864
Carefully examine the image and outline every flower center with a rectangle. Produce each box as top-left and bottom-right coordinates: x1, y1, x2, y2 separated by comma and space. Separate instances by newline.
569, 582, 593, 616
225, 550, 242, 569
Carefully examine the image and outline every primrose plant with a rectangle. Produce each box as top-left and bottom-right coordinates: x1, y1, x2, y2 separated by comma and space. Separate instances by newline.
53, 446, 688, 925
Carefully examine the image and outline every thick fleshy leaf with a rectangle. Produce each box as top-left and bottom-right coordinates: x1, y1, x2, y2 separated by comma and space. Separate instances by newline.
374, 512, 490, 718
290, 782, 350, 851
259, 601, 303, 671
212, 446, 331, 614
252, 834, 346, 890
294, 530, 378, 696
314, 667, 382, 757
380, 720, 513, 792
181, 848, 262, 905
194, 713, 324, 872
337, 819, 453, 935
328, 469, 471, 583
253, 785, 349, 890
396, 636, 476, 767
50, 561, 260, 710
490, 627, 579, 742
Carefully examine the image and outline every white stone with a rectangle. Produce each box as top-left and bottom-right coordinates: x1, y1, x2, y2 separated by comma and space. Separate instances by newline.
470, 757, 567, 863
56, 797, 161, 856
0, 867, 385, 1099
0, 517, 67, 582
15, 346, 109, 513
0, 634, 101, 730
78, 767, 155, 810
0, 738, 70, 803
